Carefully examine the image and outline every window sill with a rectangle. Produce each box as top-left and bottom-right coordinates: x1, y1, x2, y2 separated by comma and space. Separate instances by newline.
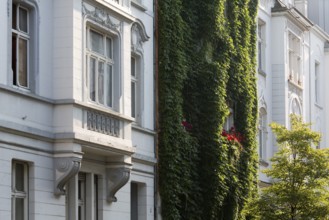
258, 69, 267, 77
315, 103, 323, 110
131, 0, 147, 11
0, 84, 53, 104
259, 159, 269, 167
288, 78, 303, 90
132, 123, 156, 135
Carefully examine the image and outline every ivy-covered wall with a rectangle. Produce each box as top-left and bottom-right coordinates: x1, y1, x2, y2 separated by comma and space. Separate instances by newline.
158, 0, 258, 219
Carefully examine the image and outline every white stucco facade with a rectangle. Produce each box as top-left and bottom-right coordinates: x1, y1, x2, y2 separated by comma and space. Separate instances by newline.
0, 0, 156, 219
257, 0, 329, 185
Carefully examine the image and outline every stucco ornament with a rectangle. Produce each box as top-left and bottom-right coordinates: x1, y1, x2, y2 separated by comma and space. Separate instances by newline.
54, 156, 82, 195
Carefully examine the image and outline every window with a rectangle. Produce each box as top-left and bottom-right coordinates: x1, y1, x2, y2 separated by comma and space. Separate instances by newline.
315, 62, 320, 104
86, 27, 115, 107
288, 33, 302, 85
258, 20, 266, 73
224, 107, 234, 131
131, 182, 138, 220
130, 182, 147, 220
258, 109, 267, 160
291, 98, 301, 115
78, 173, 86, 220
12, 161, 28, 220
78, 173, 99, 220
12, 3, 30, 88
131, 56, 141, 122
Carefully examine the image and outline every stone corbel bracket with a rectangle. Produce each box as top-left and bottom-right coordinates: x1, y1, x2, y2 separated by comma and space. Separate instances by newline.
54, 154, 82, 196
106, 164, 132, 202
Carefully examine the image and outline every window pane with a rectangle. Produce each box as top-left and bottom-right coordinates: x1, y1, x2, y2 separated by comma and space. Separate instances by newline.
90, 58, 96, 101
106, 38, 112, 58
19, 7, 28, 33
12, 4, 17, 29
15, 163, 25, 192
131, 57, 136, 77
98, 62, 105, 104
94, 176, 98, 220
15, 198, 25, 220
12, 36, 17, 85
131, 82, 136, 118
106, 65, 113, 107
18, 38, 28, 87
90, 30, 104, 55
131, 183, 138, 220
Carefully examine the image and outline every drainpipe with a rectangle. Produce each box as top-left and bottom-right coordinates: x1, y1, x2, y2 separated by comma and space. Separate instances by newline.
153, 0, 159, 219
309, 30, 312, 126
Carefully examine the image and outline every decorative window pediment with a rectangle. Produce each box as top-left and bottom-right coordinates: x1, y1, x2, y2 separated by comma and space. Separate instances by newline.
82, 2, 121, 32
131, 20, 149, 53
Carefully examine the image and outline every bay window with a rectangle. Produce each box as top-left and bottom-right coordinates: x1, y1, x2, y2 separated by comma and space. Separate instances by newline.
87, 27, 115, 108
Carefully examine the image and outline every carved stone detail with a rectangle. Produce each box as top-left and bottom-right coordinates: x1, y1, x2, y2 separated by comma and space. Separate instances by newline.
54, 156, 82, 195
87, 110, 120, 137
82, 2, 120, 31
131, 20, 150, 53
106, 166, 131, 202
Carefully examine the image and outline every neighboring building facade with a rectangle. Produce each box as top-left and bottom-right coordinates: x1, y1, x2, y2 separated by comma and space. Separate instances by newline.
257, 0, 329, 185
0, 0, 156, 219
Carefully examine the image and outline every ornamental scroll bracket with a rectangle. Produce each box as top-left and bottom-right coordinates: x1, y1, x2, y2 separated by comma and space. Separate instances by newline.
54, 154, 83, 196
106, 163, 132, 202
131, 19, 150, 53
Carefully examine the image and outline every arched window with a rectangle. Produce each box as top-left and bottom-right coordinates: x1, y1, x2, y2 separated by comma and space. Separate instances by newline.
291, 97, 301, 115
131, 21, 149, 125
258, 108, 267, 160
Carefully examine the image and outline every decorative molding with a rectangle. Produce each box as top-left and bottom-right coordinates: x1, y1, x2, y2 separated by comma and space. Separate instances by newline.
87, 110, 120, 137
82, 1, 121, 31
259, 0, 275, 13
131, 20, 150, 53
106, 166, 131, 202
287, 20, 303, 37
259, 93, 267, 110
54, 156, 82, 195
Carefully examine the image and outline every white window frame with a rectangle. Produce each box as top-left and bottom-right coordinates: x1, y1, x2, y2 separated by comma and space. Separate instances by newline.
258, 108, 267, 160
130, 182, 147, 220
315, 62, 320, 104
86, 26, 115, 108
12, 161, 29, 220
257, 20, 266, 73
12, 3, 30, 88
224, 107, 234, 131
290, 97, 302, 116
131, 55, 142, 124
288, 32, 302, 86
77, 172, 99, 220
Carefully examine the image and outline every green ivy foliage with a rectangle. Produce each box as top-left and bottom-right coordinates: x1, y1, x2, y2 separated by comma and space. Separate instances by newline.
158, 0, 259, 219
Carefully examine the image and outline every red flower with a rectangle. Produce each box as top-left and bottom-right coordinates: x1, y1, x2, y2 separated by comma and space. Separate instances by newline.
182, 119, 193, 131
221, 127, 244, 147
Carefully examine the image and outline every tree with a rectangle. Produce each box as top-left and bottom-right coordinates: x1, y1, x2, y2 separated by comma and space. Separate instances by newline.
257, 114, 329, 220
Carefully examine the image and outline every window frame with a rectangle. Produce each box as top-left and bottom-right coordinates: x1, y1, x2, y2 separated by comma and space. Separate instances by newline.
257, 20, 266, 74
258, 108, 267, 160
315, 62, 320, 105
12, 3, 31, 89
12, 160, 29, 220
288, 32, 302, 86
130, 182, 147, 220
86, 25, 117, 109
77, 172, 99, 220
131, 54, 142, 124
